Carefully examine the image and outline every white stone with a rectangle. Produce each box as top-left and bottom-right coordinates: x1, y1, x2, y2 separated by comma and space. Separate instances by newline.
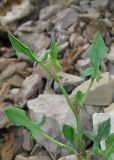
104, 103, 114, 113
27, 94, 93, 158
70, 72, 113, 106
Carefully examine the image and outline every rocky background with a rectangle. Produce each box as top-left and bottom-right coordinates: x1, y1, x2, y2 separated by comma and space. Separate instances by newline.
0, 0, 114, 160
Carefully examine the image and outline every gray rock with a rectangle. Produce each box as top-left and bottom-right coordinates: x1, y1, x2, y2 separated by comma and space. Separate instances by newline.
0, 106, 8, 128
107, 43, 114, 63
15, 74, 43, 105
39, 4, 63, 20
75, 59, 90, 71
0, 62, 27, 85
17, 32, 51, 53
54, 8, 78, 30
70, 72, 113, 106
15, 155, 28, 160
15, 150, 51, 160
104, 103, 114, 113
58, 155, 76, 160
54, 71, 84, 93
91, 0, 108, 9
0, 0, 34, 26
22, 129, 33, 151
17, 20, 51, 33
27, 94, 94, 158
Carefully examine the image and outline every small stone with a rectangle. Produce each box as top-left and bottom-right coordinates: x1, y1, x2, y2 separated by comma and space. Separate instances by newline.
16, 74, 42, 104
85, 20, 106, 41
39, 4, 62, 20
15, 155, 28, 160
107, 43, 114, 63
91, 0, 108, 9
27, 94, 93, 158
58, 41, 69, 53
0, 0, 34, 28
58, 155, 76, 160
104, 103, 114, 113
75, 59, 90, 71
8, 74, 24, 88
17, 32, 51, 52
55, 8, 78, 30
70, 72, 113, 106
0, 62, 27, 85
54, 71, 84, 93
22, 129, 33, 151
17, 20, 51, 33
79, 13, 100, 20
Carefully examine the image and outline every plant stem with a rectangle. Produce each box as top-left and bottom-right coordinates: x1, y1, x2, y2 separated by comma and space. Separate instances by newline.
39, 61, 74, 111
81, 78, 94, 106
41, 130, 77, 154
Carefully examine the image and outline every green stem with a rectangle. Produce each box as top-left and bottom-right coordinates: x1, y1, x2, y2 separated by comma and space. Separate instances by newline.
37, 59, 93, 158
76, 114, 85, 158
81, 78, 94, 106
41, 130, 77, 154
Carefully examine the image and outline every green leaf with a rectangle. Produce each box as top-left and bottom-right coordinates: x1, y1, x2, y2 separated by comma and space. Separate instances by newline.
83, 131, 95, 142
42, 52, 49, 62
104, 133, 114, 158
8, 32, 39, 62
50, 39, 61, 71
5, 107, 46, 138
81, 32, 107, 80
80, 67, 94, 77
62, 124, 77, 144
96, 118, 111, 141
73, 91, 84, 106
50, 39, 58, 60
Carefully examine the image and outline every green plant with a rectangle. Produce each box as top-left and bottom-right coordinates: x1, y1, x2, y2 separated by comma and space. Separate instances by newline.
5, 32, 114, 160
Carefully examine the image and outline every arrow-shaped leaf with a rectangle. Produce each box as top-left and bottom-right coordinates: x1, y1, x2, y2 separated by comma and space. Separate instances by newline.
81, 32, 107, 81
8, 32, 39, 62
5, 107, 46, 138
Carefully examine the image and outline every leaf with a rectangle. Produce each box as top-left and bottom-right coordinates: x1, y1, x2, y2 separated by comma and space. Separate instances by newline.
50, 39, 61, 70
96, 118, 111, 142
5, 107, 46, 138
73, 91, 84, 106
83, 131, 95, 142
42, 52, 49, 62
62, 124, 77, 144
81, 32, 107, 80
104, 133, 114, 158
80, 67, 94, 77
50, 39, 58, 61
8, 32, 39, 62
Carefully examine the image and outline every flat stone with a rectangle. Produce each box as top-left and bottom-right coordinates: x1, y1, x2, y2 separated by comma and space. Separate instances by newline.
104, 103, 114, 113
55, 8, 78, 30
22, 129, 33, 151
15, 151, 51, 160
15, 74, 42, 105
107, 43, 114, 63
0, 62, 27, 85
75, 59, 90, 71
17, 20, 51, 33
27, 94, 94, 158
54, 71, 84, 93
17, 32, 51, 52
0, 0, 34, 27
39, 4, 63, 20
91, 0, 108, 9
58, 155, 76, 160
70, 72, 113, 106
